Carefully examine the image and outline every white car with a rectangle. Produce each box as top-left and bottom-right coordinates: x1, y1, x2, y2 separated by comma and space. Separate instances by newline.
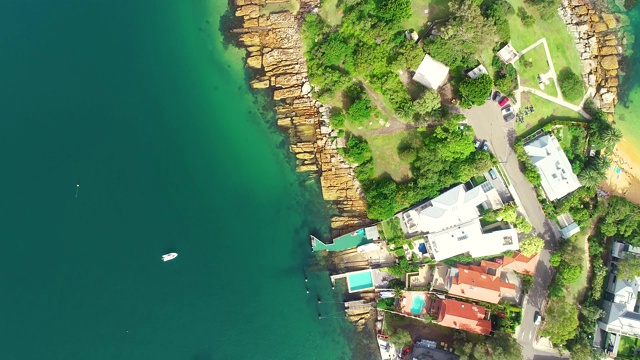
501, 106, 513, 115
482, 141, 490, 151
474, 140, 481, 149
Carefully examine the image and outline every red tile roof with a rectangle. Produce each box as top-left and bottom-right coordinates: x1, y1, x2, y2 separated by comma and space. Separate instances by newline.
448, 265, 516, 304
436, 298, 491, 335
501, 252, 538, 275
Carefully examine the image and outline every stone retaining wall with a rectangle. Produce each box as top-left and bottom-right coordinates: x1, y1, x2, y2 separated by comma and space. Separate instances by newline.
558, 0, 622, 117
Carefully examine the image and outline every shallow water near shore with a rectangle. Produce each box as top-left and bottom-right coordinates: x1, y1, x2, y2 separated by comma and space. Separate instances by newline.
613, 4, 640, 142
0, 1, 368, 359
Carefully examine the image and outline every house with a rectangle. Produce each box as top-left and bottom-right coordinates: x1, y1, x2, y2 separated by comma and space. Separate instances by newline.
501, 252, 539, 275
444, 262, 517, 304
401, 184, 519, 261
612, 241, 640, 262
524, 134, 581, 201
557, 213, 580, 239
434, 298, 492, 335
413, 54, 450, 89
497, 43, 519, 64
466, 64, 488, 79
599, 277, 640, 339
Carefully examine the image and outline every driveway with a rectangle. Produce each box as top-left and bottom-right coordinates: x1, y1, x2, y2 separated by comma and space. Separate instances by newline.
463, 100, 566, 360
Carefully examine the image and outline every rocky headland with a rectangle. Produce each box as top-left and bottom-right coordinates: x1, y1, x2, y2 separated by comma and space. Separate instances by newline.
233, 0, 368, 237
558, 0, 623, 118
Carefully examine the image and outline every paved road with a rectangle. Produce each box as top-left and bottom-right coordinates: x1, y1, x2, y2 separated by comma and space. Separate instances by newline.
464, 101, 567, 360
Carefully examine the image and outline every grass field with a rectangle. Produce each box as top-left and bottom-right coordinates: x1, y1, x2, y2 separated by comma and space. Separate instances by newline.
565, 229, 591, 302
318, 0, 342, 26
367, 131, 413, 181
515, 45, 550, 90
515, 93, 585, 136
403, 0, 452, 36
506, 0, 584, 91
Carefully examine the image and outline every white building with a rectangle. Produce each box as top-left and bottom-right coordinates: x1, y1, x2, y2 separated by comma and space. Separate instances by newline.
497, 43, 519, 64
412, 54, 449, 89
401, 185, 519, 261
524, 134, 581, 201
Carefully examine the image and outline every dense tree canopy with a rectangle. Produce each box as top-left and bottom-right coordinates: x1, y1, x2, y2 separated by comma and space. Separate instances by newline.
519, 236, 544, 256
455, 331, 522, 360
540, 297, 579, 345
617, 254, 640, 281
459, 74, 493, 107
345, 136, 372, 164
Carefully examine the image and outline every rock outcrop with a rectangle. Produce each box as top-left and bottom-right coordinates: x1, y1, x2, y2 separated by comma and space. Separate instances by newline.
558, 0, 623, 113
234, 0, 368, 236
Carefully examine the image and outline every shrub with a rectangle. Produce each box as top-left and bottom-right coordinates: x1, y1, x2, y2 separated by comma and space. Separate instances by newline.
519, 236, 544, 256
345, 136, 372, 164
330, 112, 346, 129
558, 68, 584, 102
517, 7, 536, 27
346, 98, 373, 125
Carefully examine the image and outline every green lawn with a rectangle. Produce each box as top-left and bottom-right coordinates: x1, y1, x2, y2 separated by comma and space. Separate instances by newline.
515, 45, 550, 90
618, 335, 640, 357
515, 93, 585, 136
565, 229, 590, 302
318, 0, 342, 26
403, 0, 452, 36
507, 0, 583, 82
367, 131, 413, 181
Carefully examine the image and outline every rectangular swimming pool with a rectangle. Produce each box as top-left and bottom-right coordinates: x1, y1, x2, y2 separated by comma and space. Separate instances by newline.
347, 270, 374, 292
410, 294, 426, 315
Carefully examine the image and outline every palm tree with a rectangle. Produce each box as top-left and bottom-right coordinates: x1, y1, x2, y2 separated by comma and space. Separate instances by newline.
602, 127, 623, 148
578, 167, 602, 188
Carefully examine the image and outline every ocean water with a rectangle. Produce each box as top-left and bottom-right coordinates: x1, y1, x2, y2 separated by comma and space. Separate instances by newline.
0, 1, 361, 359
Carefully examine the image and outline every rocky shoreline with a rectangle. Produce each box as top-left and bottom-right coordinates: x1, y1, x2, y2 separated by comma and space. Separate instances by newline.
558, 0, 623, 117
232, 0, 368, 237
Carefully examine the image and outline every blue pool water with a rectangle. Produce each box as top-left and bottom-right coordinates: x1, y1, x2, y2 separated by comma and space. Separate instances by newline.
347, 271, 374, 291
411, 294, 427, 315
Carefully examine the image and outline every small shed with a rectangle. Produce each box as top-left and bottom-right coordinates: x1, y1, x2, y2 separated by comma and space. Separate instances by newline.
497, 43, 519, 64
467, 64, 488, 79
412, 54, 450, 89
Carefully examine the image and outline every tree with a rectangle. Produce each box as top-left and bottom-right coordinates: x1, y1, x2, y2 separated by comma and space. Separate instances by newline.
388, 328, 412, 347
414, 89, 442, 116
517, 7, 535, 27
540, 297, 579, 345
345, 136, 372, 164
515, 216, 533, 234
459, 74, 493, 107
550, 252, 562, 267
346, 98, 374, 125
376, 0, 412, 23
557, 263, 581, 284
617, 254, 640, 280
558, 67, 584, 102
322, 32, 353, 66
455, 331, 522, 360
519, 236, 544, 256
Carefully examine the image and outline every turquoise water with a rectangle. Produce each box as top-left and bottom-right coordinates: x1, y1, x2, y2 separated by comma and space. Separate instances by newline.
347, 270, 375, 292
613, 2, 640, 140
0, 1, 362, 359
410, 294, 427, 315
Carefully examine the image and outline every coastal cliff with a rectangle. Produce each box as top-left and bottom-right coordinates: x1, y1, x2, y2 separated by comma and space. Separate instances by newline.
233, 0, 369, 236
558, 0, 623, 117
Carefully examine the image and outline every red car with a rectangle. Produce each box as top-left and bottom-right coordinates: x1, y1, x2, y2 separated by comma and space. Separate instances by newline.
498, 96, 509, 107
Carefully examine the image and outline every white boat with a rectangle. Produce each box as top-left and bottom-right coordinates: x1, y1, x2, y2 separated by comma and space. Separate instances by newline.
162, 253, 178, 262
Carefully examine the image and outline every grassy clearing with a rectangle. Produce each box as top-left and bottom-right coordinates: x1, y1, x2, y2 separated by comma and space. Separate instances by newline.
515, 93, 585, 136
367, 131, 413, 181
318, 0, 342, 26
403, 0, 452, 36
515, 45, 550, 90
506, 0, 584, 92
261, 0, 299, 15
565, 230, 590, 302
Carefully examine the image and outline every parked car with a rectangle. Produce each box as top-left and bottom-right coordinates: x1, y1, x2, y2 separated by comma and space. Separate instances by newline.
534, 311, 542, 325
474, 140, 481, 149
498, 96, 509, 107
482, 141, 490, 151
503, 112, 516, 122
492, 90, 502, 102
488, 168, 498, 180
501, 105, 512, 115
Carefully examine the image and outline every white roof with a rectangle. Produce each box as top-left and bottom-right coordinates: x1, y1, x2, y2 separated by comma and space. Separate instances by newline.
497, 43, 518, 64
524, 135, 581, 201
604, 277, 640, 336
467, 64, 488, 79
407, 184, 487, 234
412, 54, 449, 89
560, 222, 580, 239
426, 221, 519, 261
365, 226, 380, 240
612, 241, 640, 259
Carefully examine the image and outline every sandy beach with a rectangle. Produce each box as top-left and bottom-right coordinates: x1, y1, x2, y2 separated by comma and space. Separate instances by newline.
600, 138, 640, 205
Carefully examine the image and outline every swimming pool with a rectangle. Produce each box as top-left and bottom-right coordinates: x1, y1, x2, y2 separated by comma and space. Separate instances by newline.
347, 270, 374, 292
410, 294, 426, 315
